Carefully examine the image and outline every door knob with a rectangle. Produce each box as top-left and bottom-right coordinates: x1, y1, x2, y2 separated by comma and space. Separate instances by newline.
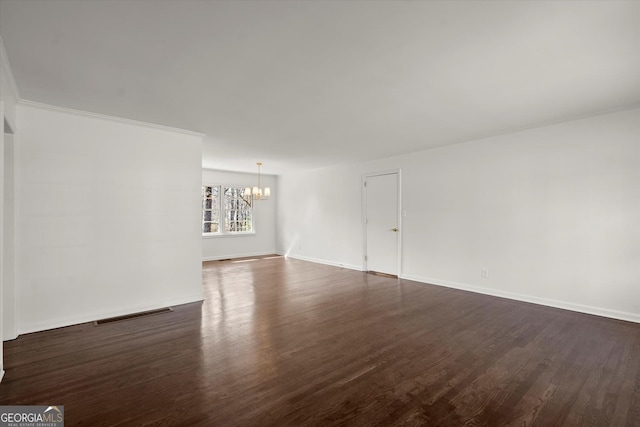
391, 227, 398, 232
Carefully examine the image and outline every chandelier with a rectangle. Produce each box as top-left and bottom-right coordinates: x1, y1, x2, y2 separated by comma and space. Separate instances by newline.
245, 162, 270, 203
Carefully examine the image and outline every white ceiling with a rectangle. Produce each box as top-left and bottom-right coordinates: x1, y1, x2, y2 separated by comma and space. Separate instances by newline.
1, 0, 639, 174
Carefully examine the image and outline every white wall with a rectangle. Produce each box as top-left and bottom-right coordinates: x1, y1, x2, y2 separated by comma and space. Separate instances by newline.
202, 169, 276, 260
277, 108, 640, 323
15, 104, 204, 334
3, 132, 15, 340
1, 34, 20, 381
0, 102, 5, 381
0, 43, 18, 133
276, 167, 364, 270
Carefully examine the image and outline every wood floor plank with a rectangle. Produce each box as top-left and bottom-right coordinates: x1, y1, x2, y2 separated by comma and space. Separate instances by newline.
1, 256, 638, 426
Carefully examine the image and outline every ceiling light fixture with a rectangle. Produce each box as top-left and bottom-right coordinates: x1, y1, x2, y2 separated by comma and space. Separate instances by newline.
245, 162, 270, 204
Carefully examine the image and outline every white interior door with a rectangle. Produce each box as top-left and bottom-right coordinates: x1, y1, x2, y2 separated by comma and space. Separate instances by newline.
365, 172, 399, 276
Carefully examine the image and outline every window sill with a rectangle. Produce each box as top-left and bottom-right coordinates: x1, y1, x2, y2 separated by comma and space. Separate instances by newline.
202, 232, 256, 239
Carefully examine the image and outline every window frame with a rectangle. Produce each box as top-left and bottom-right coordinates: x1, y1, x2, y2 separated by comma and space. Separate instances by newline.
202, 184, 255, 237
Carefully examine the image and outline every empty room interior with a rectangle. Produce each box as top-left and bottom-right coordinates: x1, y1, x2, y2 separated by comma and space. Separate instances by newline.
0, 0, 638, 425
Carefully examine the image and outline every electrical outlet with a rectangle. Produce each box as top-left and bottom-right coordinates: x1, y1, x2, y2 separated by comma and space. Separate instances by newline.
481, 268, 489, 279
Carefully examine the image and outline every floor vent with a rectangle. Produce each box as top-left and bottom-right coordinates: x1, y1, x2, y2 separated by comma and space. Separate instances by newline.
93, 307, 173, 326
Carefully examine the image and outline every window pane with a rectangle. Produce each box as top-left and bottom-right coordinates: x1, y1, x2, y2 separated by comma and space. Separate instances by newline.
203, 186, 219, 209
202, 185, 221, 234
203, 221, 219, 233
223, 187, 253, 233
202, 210, 219, 222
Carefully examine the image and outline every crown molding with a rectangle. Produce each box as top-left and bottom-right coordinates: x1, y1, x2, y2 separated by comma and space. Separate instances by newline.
19, 100, 206, 138
0, 35, 21, 101
2, 34, 204, 138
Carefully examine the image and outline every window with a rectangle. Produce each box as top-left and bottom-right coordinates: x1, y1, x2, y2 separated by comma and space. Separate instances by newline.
202, 186, 220, 233
223, 187, 253, 233
202, 185, 253, 235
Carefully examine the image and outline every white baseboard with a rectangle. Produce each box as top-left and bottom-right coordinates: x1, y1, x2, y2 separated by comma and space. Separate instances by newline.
17, 293, 205, 336
202, 251, 277, 262
279, 252, 363, 272
401, 273, 640, 324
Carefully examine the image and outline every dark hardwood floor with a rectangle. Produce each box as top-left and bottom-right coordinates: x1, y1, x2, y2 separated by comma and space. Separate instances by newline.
1, 256, 639, 426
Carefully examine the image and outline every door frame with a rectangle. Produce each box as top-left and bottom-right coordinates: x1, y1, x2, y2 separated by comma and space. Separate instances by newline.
362, 169, 402, 276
